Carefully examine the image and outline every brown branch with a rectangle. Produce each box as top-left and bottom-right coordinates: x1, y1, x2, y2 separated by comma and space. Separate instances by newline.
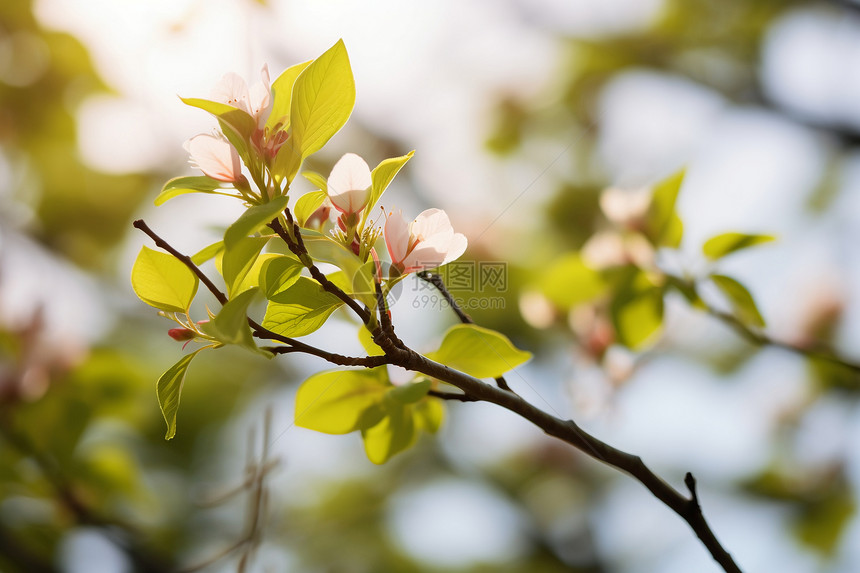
418, 271, 515, 393
134, 219, 375, 367
268, 216, 372, 325
388, 347, 743, 573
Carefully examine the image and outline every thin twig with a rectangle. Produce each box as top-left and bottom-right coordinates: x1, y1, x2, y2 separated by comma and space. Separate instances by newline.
418, 271, 515, 393
707, 307, 860, 374
268, 216, 372, 325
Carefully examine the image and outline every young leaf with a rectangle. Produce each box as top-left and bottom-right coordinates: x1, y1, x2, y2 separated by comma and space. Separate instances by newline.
262, 277, 344, 337
132, 246, 199, 313
389, 379, 431, 404
413, 397, 444, 434
191, 241, 224, 265
358, 326, 385, 357
266, 60, 312, 132
154, 176, 227, 206
645, 169, 685, 248
157, 349, 204, 440
198, 288, 266, 354
222, 236, 269, 298
540, 254, 606, 309
233, 253, 280, 295
426, 324, 532, 379
223, 195, 289, 248
290, 39, 356, 158
272, 138, 303, 185
610, 270, 664, 349
703, 232, 776, 260
180, 97, 256, 159
295, 368, 389, 434
361, 400, 416, 465
711, 274, 765, 328
302, 171, 328, 193
294, 190, 327, 227
259, 255, 303, 299
360, 151, 415, 227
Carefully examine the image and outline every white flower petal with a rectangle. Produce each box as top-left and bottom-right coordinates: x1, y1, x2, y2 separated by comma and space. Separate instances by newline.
185, 133, 242, 182
327, 153, 372, 213
211, 72, 250, 113
384, 210, 410, 265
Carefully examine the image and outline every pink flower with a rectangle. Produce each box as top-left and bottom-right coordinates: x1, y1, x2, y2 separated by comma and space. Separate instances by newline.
211, 65, 272, 129
327, 153, 372, 215
384, 208, 467, 274
184, 133, 243, 183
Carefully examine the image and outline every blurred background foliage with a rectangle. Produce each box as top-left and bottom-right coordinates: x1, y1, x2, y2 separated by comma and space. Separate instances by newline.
1, 0, 859, 571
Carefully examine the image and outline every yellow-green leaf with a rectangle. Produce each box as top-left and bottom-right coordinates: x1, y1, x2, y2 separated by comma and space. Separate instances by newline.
157, 349, 204, 440
290, 39, 355, 158
154, 176, 228, 206
222, 236, 269, 298
259, 255, 303, 299
646, 169, 685, 248
223, 195, 289, 248
294, 190, 327, 227
611, 270, 664, 349
711, 274, 765, 328
540, 254, 606, 309
427, 324, 532, 379
703, 232, 776, 260
132, 246, 199, 313
361, 401, 416, 465
295, 369, 389, 434
262, 277, 343, 337
266, 60, 312, 132
360, 151, 414, 228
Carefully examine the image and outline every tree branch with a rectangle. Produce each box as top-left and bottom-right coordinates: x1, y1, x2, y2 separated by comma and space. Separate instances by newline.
418, 271, 515, 393
268, 216, 372, 325
390, 348, 743, 573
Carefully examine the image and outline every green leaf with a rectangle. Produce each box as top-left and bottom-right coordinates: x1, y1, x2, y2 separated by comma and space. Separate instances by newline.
361, 151, 414, 227
427, 324, 532, 379
302, 171, 328, 192
294, 190, 327, 227
361, 400, 416, 465
358, 326, 385, 356
711, 274, 765, 328
262, 277, 343, 337
539, 254, 606, 309
180, 97, 256, 159
154, 176, 228, 206
198, 288, 265, 354
222, 236, 269, 298
703, 232, 776, 260
389, 379, 431, 404
132, 246, 199, 313
259, 255, 303, 299
234, 253, 280, 295
157, 349, 203, 440
223, 195, 289, 248
611, 270, 664, 349
266, 60, 312, 132
413, 397, 444, 434
300, 229, 374, 306
295, 368, 389, 434
290, 39, 356, 158
646, 169, 685, 248
191, 241, 224, 265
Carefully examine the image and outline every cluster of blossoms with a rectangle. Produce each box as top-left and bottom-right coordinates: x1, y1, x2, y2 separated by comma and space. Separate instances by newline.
182, 65, 466, 283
